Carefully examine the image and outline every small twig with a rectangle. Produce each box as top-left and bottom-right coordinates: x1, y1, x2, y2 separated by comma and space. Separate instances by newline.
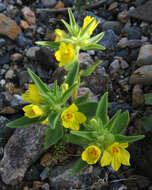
36, 0, 106, 14
111, 178, 137, 183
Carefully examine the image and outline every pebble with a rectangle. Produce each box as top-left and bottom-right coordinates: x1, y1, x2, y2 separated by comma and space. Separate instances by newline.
99, 29, 118, 49
108, 2, 118, 11
20, 20, 30, 29
110, 60, 120, 73
117, 10, 128, 24
122, 23, 142, 39
0, 54, 10, 66
10, 53, 22, 62
0, 3, 6, 12
21, 6, 36, 25
42, 0, 57, 7
16, 33, 32, 48
137, 44, 152, 66
5, 69, 14, 79
130, 65, 152, 85
132, 85, 145, 106
26, 46, 40, 59
0, 13, 21, 40
101, 21, 122, 34
0, 79, 5, 87
0, 38, 6, 47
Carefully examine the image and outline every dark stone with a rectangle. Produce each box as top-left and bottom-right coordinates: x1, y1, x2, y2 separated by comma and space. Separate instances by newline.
0, 3, 6, 12
16, 33, 32, 48
129, 0, 152, 23
62, 0, 73, 6
0, 54, 10, 65
0, 38, 5, 47
99, 29, 118, 49
35, 46, 57, 70
122, 25, 142, 40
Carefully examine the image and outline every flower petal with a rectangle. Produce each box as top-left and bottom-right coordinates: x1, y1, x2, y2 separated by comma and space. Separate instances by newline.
119, 143, 128, 149
68, 104, 78, 112
111, 156, 121, 171
100, 150, 112, 167
119, 148, 130, 166
75, 112, 87, 123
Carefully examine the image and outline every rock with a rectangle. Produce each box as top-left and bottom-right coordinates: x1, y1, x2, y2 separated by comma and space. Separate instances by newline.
129, 0, 152, 23
0, 54, 10, 66
79, 52, 93, 67
137, 44, 152, 66
108, 2, 118, 11
21, 6, 36, 25
101, 21, 122, 34
42, 0, 57, 7
62, 0, 72, 6
118, 38, 143, 49
41, 183, 50, 190
5, 69, 14, 79
130, 65, 152, 85
0, 79, 5, 87
26, 46, 40, 59
55, 0, 64, 8
0, 14, 21, 40
117, 10, 128, 24
0, 116, 14, 147
110, 60, 120, 73
0, 38, 5, 47
17, 70, 31, 87
99, 29, 118, 49
16, 33, 32, 48
122, 23, 142, 39
10, 53, 22, 62
117, 37, 128, 48
20, 20, 29, 29
0, 3, 6, 12
35, 47, 57, 70
0, 124, 47, 185
132, 85, 145, 106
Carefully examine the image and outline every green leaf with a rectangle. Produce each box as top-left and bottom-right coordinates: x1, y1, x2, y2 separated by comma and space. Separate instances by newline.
61, 83, 77, 104
68, 8, 76, 29
110, 111, 130, 134
71, 131, 96, 141
83, 43, 105, 51
35, 41, 59, 49
66, 134, 91, 146
142, 115, 152, 131
61, 19, 74, 35
104, 110, 121, 130
88, 32, 104, 44
65, 61, 79, 87
7, 116, 47, 128
48, 111, 61, 130
75, 91, 89, 105
96, 92, 108, 125
115, 134, 145, 143
145, 93, 152, 105
27, 68, 50, 95
77, 102, 97, 119
81, 60, 101, 77
44, 125, 64, 149
71, 158, 88, 175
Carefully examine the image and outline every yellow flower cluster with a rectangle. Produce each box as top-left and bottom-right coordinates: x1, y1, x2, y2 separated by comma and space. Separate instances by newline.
81, 142, 130, 171
82, 16, 99, 36
22, 84, 44, 119
61, 104, 86, 130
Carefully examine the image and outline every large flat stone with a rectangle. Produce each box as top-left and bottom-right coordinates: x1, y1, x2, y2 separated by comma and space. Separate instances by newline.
0, 124, 47, 185
128, 0, 152, 23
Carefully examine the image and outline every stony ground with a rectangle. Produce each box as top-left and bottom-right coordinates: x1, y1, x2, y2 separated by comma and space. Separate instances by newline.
0, 0, 152, 189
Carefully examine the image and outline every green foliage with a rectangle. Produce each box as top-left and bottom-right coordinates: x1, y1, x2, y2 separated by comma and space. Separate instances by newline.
115, 134, 145, 143
142, 115, 152, 131
145, 93, 152, 105
71, 158, 88, 175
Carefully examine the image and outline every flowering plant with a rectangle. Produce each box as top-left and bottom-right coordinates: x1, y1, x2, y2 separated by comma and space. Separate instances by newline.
7, 9, 144, 174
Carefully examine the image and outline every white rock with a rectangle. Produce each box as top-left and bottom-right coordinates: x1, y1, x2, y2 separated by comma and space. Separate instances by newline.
5, 69, 14, 79
110, 60, 120, 73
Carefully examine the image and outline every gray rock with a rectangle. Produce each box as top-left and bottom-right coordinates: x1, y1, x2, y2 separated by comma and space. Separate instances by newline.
26, 46, 40, 59
130, 65, 152, 85
0, 54, 10, 66
101, 21, 122, 34
42, 0, 57, 7
5, 69, 14, 79
17, 70, 31, 87
0, 3, 6, 12
132, 85, 145, 106
0, 124, 47, 185
129, 0, 152, 23
110, 60, 120, 73
99, 29, 118, 49
137, 44, 152, 66
117, 38, 143, 49
122, 23, 142, 39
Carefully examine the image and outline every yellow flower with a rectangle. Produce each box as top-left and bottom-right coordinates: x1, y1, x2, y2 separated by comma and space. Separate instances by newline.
61, 104, 86, 130
55, 29, 66, 42
55, 42, 75, 67
82, 16, 99, 36
81, 145, 102, 164
41, 118, 48, 125
101, 142, 130, 171
23, 104, 44, 118
62, 83, 69, 93
22, 84, 44, 104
